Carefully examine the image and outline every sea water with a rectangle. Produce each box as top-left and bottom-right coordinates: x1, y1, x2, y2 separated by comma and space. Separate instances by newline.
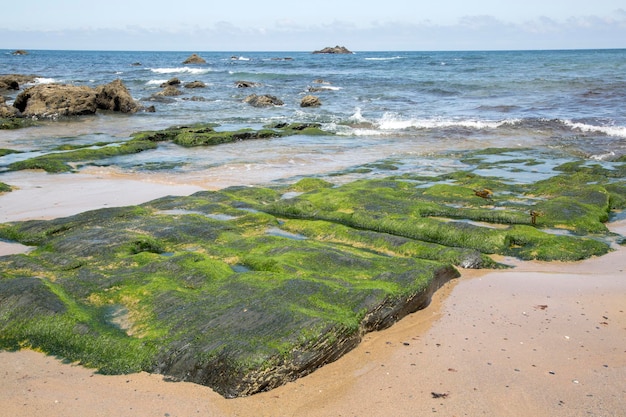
1, 49, 625, 186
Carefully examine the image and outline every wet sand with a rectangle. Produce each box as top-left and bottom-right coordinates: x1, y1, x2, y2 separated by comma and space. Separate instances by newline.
1, 173, 625, 417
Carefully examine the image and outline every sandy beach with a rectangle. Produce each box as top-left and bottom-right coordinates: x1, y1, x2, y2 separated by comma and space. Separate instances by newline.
1, 172, 625, 417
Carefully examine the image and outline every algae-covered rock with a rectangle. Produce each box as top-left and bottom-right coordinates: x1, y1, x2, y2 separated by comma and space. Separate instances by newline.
0, 185, 459, 397
0, 149, 622, 397
7, 123, 332, 173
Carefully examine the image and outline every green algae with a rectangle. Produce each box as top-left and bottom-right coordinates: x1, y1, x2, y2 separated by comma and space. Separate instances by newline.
0, 148, 623, 397
0, 118, 37, 130
7, 122, 333, 173
7, 140, 158, 173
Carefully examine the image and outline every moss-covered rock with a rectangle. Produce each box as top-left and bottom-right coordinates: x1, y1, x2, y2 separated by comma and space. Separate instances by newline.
7, 123, 333, 173
0, 186, 458, 398
0, 149, 622, 397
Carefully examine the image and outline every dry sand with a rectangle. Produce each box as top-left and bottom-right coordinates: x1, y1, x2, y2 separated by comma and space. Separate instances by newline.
1, 172, 625, 417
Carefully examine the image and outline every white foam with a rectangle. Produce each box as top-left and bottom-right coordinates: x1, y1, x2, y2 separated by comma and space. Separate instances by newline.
349, 108, 367, 123
146, 79, 169, 86
564, 120, 626, 138
34, 77, 56, 84
365, 56, 404, 61
150, 67, 211, 75
377, 114, 507, 130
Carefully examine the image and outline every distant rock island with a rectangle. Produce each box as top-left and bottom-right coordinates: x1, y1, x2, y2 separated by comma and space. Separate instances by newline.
312, 45, 353, 54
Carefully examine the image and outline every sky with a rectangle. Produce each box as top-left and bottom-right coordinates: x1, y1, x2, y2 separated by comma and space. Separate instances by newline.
2, 0, 625, 51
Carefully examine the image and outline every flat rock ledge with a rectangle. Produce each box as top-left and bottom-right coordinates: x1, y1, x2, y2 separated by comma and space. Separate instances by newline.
1, 147, 621, 398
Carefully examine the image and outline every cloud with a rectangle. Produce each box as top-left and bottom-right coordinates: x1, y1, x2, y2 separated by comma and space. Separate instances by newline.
1, 12, 625, 51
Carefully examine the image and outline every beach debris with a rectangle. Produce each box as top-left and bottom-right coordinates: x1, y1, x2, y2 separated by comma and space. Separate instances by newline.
534, 304, 548, 310
530, 210, 543, 225
431, 392, 449, 399
473, 188, 493, 199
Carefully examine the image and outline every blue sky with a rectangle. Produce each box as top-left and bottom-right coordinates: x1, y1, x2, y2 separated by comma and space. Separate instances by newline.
2, 0, 625, 51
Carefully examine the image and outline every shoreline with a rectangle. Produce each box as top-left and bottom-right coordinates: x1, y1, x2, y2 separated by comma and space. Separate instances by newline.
0, 172, 625, 416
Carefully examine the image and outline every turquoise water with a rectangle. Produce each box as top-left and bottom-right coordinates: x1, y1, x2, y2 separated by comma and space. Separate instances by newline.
1, 49, 625, 183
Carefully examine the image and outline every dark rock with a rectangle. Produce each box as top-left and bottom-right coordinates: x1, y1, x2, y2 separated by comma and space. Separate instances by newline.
160, 78, 181, 87
300, 95, 321, 107
312, 45, 353, 54
11, 50, 28, 55
184, 81, 206, 89
244, 94, 284, 107
183, 53, 206, 64
0, 277, 66, 319
95, 79, 140, 113
155, 86, 183, 97
235, 81, 261, 88
183, 96, 207, 102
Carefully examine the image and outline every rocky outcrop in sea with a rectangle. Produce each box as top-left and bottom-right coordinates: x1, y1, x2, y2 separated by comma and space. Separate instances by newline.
11, 79, 141, 118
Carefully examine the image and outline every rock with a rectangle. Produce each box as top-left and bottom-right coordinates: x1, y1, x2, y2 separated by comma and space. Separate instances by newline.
243, 94, 284, 107
160, 78, 181, 88
300, 95, 321, 107
183, 96, 207, 102
155, 86, 183, 97
11, 79, 140, 118
312, 45, 353, 54
11, 50, 28, 55
13, 84, 98, 117
95, 79, 140, 113
0, 103, 20, 118
0, 74, 38, 91
183, 53, 206, 64
184, 81, 206, 89
235, 81, 261, 88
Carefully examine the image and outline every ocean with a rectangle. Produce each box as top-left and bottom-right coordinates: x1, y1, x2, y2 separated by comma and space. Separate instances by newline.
1, 49, 626, 188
